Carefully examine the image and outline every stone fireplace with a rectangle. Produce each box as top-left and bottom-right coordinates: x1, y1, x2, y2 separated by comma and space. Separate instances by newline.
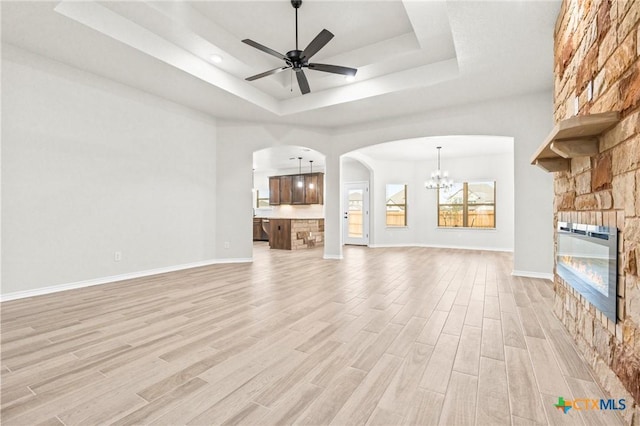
556, 221, 618, 321
547, 0, 640, 423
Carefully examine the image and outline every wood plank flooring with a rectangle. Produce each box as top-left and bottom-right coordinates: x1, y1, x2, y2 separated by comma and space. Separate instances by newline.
1, 243, 624, 425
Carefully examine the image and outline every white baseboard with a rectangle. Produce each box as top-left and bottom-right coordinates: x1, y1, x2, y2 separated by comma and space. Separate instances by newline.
512, 270, 554, 280
369, 243, 513, 253
0, 257, 253, 302
323, 254, 344, 260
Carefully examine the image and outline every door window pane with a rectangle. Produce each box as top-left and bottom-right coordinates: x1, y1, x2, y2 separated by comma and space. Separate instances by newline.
348, 189, 363, 238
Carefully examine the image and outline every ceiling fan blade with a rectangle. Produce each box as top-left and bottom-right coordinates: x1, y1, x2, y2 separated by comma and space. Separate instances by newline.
301, 29, 333, 61
308, 63, 357, 77
242, 39, 287, 61
246, 66, 291, 81
296, 69, 311, 95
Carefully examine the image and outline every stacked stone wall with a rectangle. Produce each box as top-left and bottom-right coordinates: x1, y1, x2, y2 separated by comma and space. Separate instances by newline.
553, 1, 640, 423
291, 219, 324, 250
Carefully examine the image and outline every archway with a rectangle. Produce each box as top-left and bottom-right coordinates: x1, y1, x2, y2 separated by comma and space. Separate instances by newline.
340, 135, 515, 251
252, 145, 327, 257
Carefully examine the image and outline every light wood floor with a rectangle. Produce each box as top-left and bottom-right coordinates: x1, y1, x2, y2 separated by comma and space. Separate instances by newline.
1, 243, 623, 425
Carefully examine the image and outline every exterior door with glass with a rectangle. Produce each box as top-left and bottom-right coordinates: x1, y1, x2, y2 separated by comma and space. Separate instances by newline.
343, 182, 369, 245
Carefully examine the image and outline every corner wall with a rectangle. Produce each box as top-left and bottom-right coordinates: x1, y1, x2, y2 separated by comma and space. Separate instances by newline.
1, 45, 218, 297
552, 0, 640, 420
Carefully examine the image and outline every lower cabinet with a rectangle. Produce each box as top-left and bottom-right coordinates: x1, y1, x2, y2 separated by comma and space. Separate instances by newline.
268, 219, 324, 250
253, 218, 269, 241
269, 219, 291, 250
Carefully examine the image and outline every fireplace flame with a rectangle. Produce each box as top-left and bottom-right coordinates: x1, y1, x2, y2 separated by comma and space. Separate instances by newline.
560, 255, 605, 287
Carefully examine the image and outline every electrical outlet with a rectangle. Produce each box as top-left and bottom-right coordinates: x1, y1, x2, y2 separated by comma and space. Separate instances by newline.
114, 251, 122, 262
224, 242, 230, 249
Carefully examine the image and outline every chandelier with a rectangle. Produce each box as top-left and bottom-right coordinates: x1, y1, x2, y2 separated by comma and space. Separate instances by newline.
425, 146, 454, 190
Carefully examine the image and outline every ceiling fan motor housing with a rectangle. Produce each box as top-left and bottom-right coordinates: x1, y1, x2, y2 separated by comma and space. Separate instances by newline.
291, 0, 302, 9
286, 50, 307, 70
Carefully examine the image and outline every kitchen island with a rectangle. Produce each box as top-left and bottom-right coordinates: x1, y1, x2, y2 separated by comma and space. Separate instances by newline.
266, 218, 324, 250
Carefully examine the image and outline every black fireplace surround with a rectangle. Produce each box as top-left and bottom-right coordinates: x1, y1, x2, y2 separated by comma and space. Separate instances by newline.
556, 222, 618, 322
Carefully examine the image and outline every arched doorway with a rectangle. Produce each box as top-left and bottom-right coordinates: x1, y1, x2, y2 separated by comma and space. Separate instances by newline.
252, 145, 326, 256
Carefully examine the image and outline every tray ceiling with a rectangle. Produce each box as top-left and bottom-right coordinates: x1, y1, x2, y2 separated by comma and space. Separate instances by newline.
1, 1, 560, 128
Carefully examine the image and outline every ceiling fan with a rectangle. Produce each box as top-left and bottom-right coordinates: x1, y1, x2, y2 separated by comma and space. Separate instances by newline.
242, 0, 357, 95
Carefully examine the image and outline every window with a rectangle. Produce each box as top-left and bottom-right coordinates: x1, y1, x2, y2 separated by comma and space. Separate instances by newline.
256, 190, 270, 208
386, 184, 407, 226
438, 181, 495, 228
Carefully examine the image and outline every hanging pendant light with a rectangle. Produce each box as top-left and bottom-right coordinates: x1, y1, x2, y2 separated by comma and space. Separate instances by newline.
308, 160, 314, 189
296, 157, 304, 188
425, 146, 454, 190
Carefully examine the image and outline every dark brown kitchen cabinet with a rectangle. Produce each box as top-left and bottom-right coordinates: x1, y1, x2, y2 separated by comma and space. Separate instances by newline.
292, 175, 305, 204
268, 177, 280, 205
269, 219, 291, 250
304, 173, 323, 204
268, 172, 324, 205
280, 176, 292, 204
253, 218, 269, 241
253, 219, 262, 240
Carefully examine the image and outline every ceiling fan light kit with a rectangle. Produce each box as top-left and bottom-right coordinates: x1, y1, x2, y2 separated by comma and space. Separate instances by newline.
242, 0, 358, 95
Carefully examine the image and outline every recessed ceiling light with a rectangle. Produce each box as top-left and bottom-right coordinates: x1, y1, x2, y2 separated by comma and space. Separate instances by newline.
210, 54, 223, 64
345, 75, 355, 83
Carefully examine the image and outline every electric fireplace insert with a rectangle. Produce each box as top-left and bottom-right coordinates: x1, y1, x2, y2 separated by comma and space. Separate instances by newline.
556, 222, 618, 322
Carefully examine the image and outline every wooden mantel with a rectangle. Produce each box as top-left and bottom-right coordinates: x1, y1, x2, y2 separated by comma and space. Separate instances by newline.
531, 111, 620, 172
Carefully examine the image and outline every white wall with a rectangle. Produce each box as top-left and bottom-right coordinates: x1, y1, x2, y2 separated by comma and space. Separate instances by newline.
1, 46, 219, 297
424, 152, 514, 251
327, 92, 554, 275
342, 158, 370, 183
356, 150, 514, 251
2, 46, 554, 298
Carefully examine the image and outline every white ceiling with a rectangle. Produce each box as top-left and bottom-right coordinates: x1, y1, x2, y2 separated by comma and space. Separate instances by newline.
0, 0, 561, 129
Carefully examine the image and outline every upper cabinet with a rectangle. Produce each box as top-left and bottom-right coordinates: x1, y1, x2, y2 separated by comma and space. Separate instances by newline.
304, 173, 323, 204
292, 175, 305, 204
268, 173, 324, 205
268, 177, 280, 205
280, 176, 292, 204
